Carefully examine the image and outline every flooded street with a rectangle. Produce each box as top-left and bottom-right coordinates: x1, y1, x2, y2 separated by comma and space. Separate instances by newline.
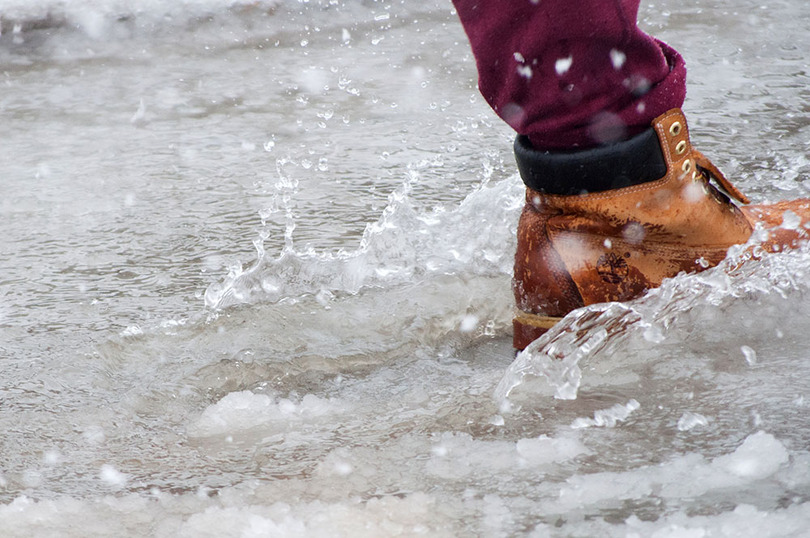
2, 0, 810, 535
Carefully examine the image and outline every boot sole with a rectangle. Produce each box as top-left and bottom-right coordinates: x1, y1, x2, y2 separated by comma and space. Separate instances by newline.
513, 310, 562, 350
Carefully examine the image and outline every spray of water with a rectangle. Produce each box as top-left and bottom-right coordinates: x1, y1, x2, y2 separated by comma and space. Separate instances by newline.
496, 226, 810, 403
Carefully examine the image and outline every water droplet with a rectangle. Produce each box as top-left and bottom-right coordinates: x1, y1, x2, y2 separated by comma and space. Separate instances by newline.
781, 210, 801, 230
555, 56, 573, 75
741, 345, 757, 365
501, 103, 526, 130
517, 65, 533, 79
610, 48, 626, 69
589, 111, 627, 144
622, 222, 646, 244
334, 461, 353, 476
99, 464, 127, 487
460, 314, 479, 333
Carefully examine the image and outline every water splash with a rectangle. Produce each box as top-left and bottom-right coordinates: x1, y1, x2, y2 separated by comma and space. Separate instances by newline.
496, 303, 639, 401
205, 173, 523, 310
495, 232, 810, 403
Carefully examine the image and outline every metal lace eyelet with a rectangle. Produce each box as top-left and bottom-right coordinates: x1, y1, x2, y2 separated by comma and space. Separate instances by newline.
670, 122, 682, 136
682, 160, 692, 173
676, 140, 687, 155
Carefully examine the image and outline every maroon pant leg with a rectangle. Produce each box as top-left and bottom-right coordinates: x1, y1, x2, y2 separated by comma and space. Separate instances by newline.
452, 0, 686, 149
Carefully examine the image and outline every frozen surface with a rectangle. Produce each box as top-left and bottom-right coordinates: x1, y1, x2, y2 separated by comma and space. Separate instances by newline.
2, 0, 810, 536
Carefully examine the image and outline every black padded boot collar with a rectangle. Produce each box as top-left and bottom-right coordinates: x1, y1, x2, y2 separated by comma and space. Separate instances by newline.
514, 128, 667, 196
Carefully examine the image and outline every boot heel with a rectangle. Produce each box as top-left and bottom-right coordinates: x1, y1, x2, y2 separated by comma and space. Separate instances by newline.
513, 311, 562, 350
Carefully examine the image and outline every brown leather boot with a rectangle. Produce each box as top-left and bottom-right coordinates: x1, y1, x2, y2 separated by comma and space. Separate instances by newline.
513, 108, 810, 350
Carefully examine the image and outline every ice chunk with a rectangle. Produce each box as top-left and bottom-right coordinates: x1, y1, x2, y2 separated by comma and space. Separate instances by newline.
189, 391, 346, 437
549, 432, 789, 513
712, 431, 789, 480
677, 412, 709, 431
571, 399, 640, 429
119, 325, 143, 337
515, 435, 589, 465
427, 433, 519, 479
